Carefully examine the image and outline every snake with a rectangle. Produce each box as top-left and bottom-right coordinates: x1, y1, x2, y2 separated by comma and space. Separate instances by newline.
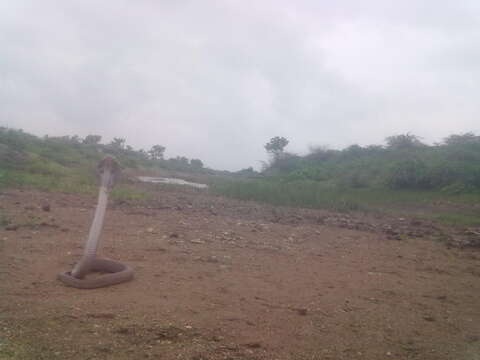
58, 156, 134, 289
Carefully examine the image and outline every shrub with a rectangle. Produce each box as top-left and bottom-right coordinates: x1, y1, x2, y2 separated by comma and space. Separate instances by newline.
386, 159, 430, 189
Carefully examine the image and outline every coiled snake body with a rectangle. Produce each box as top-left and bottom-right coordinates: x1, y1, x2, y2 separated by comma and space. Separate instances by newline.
58, 156, 134, 289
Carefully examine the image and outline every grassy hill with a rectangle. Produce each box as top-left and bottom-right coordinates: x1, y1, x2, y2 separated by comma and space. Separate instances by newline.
211, 133, 480, 225
1, 127, 480, 226
0, 127, 216, 193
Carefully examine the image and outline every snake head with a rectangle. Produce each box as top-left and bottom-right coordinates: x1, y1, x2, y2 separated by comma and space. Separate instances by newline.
97, 156, 121, 188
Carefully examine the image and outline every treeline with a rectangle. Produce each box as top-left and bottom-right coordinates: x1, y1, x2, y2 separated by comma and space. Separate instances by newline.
263, 133, 480, 192
0, 127, 206, 174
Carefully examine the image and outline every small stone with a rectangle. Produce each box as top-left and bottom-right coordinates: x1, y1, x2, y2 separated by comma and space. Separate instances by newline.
296, 308, 308, 316
212, 335, 224, 342
42, 204, 51, 212
466, 335, 480, 343
190, 239, 205, 244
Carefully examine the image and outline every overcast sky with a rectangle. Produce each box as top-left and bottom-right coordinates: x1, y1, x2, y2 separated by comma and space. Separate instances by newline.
1, 1, 479, 170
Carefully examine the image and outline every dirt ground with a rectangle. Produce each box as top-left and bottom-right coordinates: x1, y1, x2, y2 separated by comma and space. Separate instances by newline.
1, 186, 479, 360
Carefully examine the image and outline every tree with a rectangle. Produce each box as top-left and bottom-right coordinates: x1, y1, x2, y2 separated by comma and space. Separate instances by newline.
47, 135, 80, 144
70, 135, 82, 144
269, 152, 302, 172
83, 135, 102, 145
190, 158, 203, 169
265, 136, 289, 158
385, 133, 425, 150
343, 144, 364, 157
305, 145, 337, 163
176, 156, 189, 165
148, 145, 166, 160
443, 132, 480, 146
138, 149, 149, 160
236, 167, 256, 176
109, 137, 126, 150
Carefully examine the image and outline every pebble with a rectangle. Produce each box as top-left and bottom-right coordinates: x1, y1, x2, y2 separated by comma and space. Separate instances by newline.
190, 239, 205, 244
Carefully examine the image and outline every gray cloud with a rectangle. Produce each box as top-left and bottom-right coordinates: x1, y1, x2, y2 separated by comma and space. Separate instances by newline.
1, 0, 479, 170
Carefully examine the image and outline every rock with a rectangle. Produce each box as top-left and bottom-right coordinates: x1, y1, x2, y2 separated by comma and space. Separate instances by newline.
212, 335, 224, 342
114, 327, 132, 335
190, 239, 205, 244
42, 204, 51, 212
296, 308, 308, 316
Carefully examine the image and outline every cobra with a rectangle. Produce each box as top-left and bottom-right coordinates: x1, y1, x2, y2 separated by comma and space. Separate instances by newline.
58, 156, 134, 289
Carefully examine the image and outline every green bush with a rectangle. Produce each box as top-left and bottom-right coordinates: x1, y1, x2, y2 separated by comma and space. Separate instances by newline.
386, 159, 430, 189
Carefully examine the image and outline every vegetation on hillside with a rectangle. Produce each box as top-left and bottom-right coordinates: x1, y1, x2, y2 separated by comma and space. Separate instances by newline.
212, 133, 480, 221
0, 127, 208, 192
260, 133, 480, 192
1, 127, 480, 224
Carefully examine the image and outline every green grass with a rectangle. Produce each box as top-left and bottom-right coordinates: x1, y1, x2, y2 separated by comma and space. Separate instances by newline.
0, 167, 151, 205
430, 213, 480, 227
0, 212, 10, 228
0, 169, 97, 194
211, 178, 480, 213
111, 185, 149, 202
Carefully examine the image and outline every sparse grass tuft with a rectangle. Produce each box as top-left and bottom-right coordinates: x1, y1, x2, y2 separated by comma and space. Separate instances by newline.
0, 212, 10, 228
430, 213, 480, 227
111, 185, 149, 202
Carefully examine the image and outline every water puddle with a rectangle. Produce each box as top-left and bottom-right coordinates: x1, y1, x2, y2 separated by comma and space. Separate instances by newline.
138, 176, 208, 189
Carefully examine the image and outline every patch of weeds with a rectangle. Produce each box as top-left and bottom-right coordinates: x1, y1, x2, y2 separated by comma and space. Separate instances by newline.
211, 179, 367, 212
432, 213, 480, 227
0, 212, 10, 228
111, 185, 149, 202
0, 344, 16, 359
328, 199, 363, 213
0, 338, 58, 360
0, 169, 96, 194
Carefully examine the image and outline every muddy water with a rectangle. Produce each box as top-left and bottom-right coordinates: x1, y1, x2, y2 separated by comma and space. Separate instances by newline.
137, 176, 208, 189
